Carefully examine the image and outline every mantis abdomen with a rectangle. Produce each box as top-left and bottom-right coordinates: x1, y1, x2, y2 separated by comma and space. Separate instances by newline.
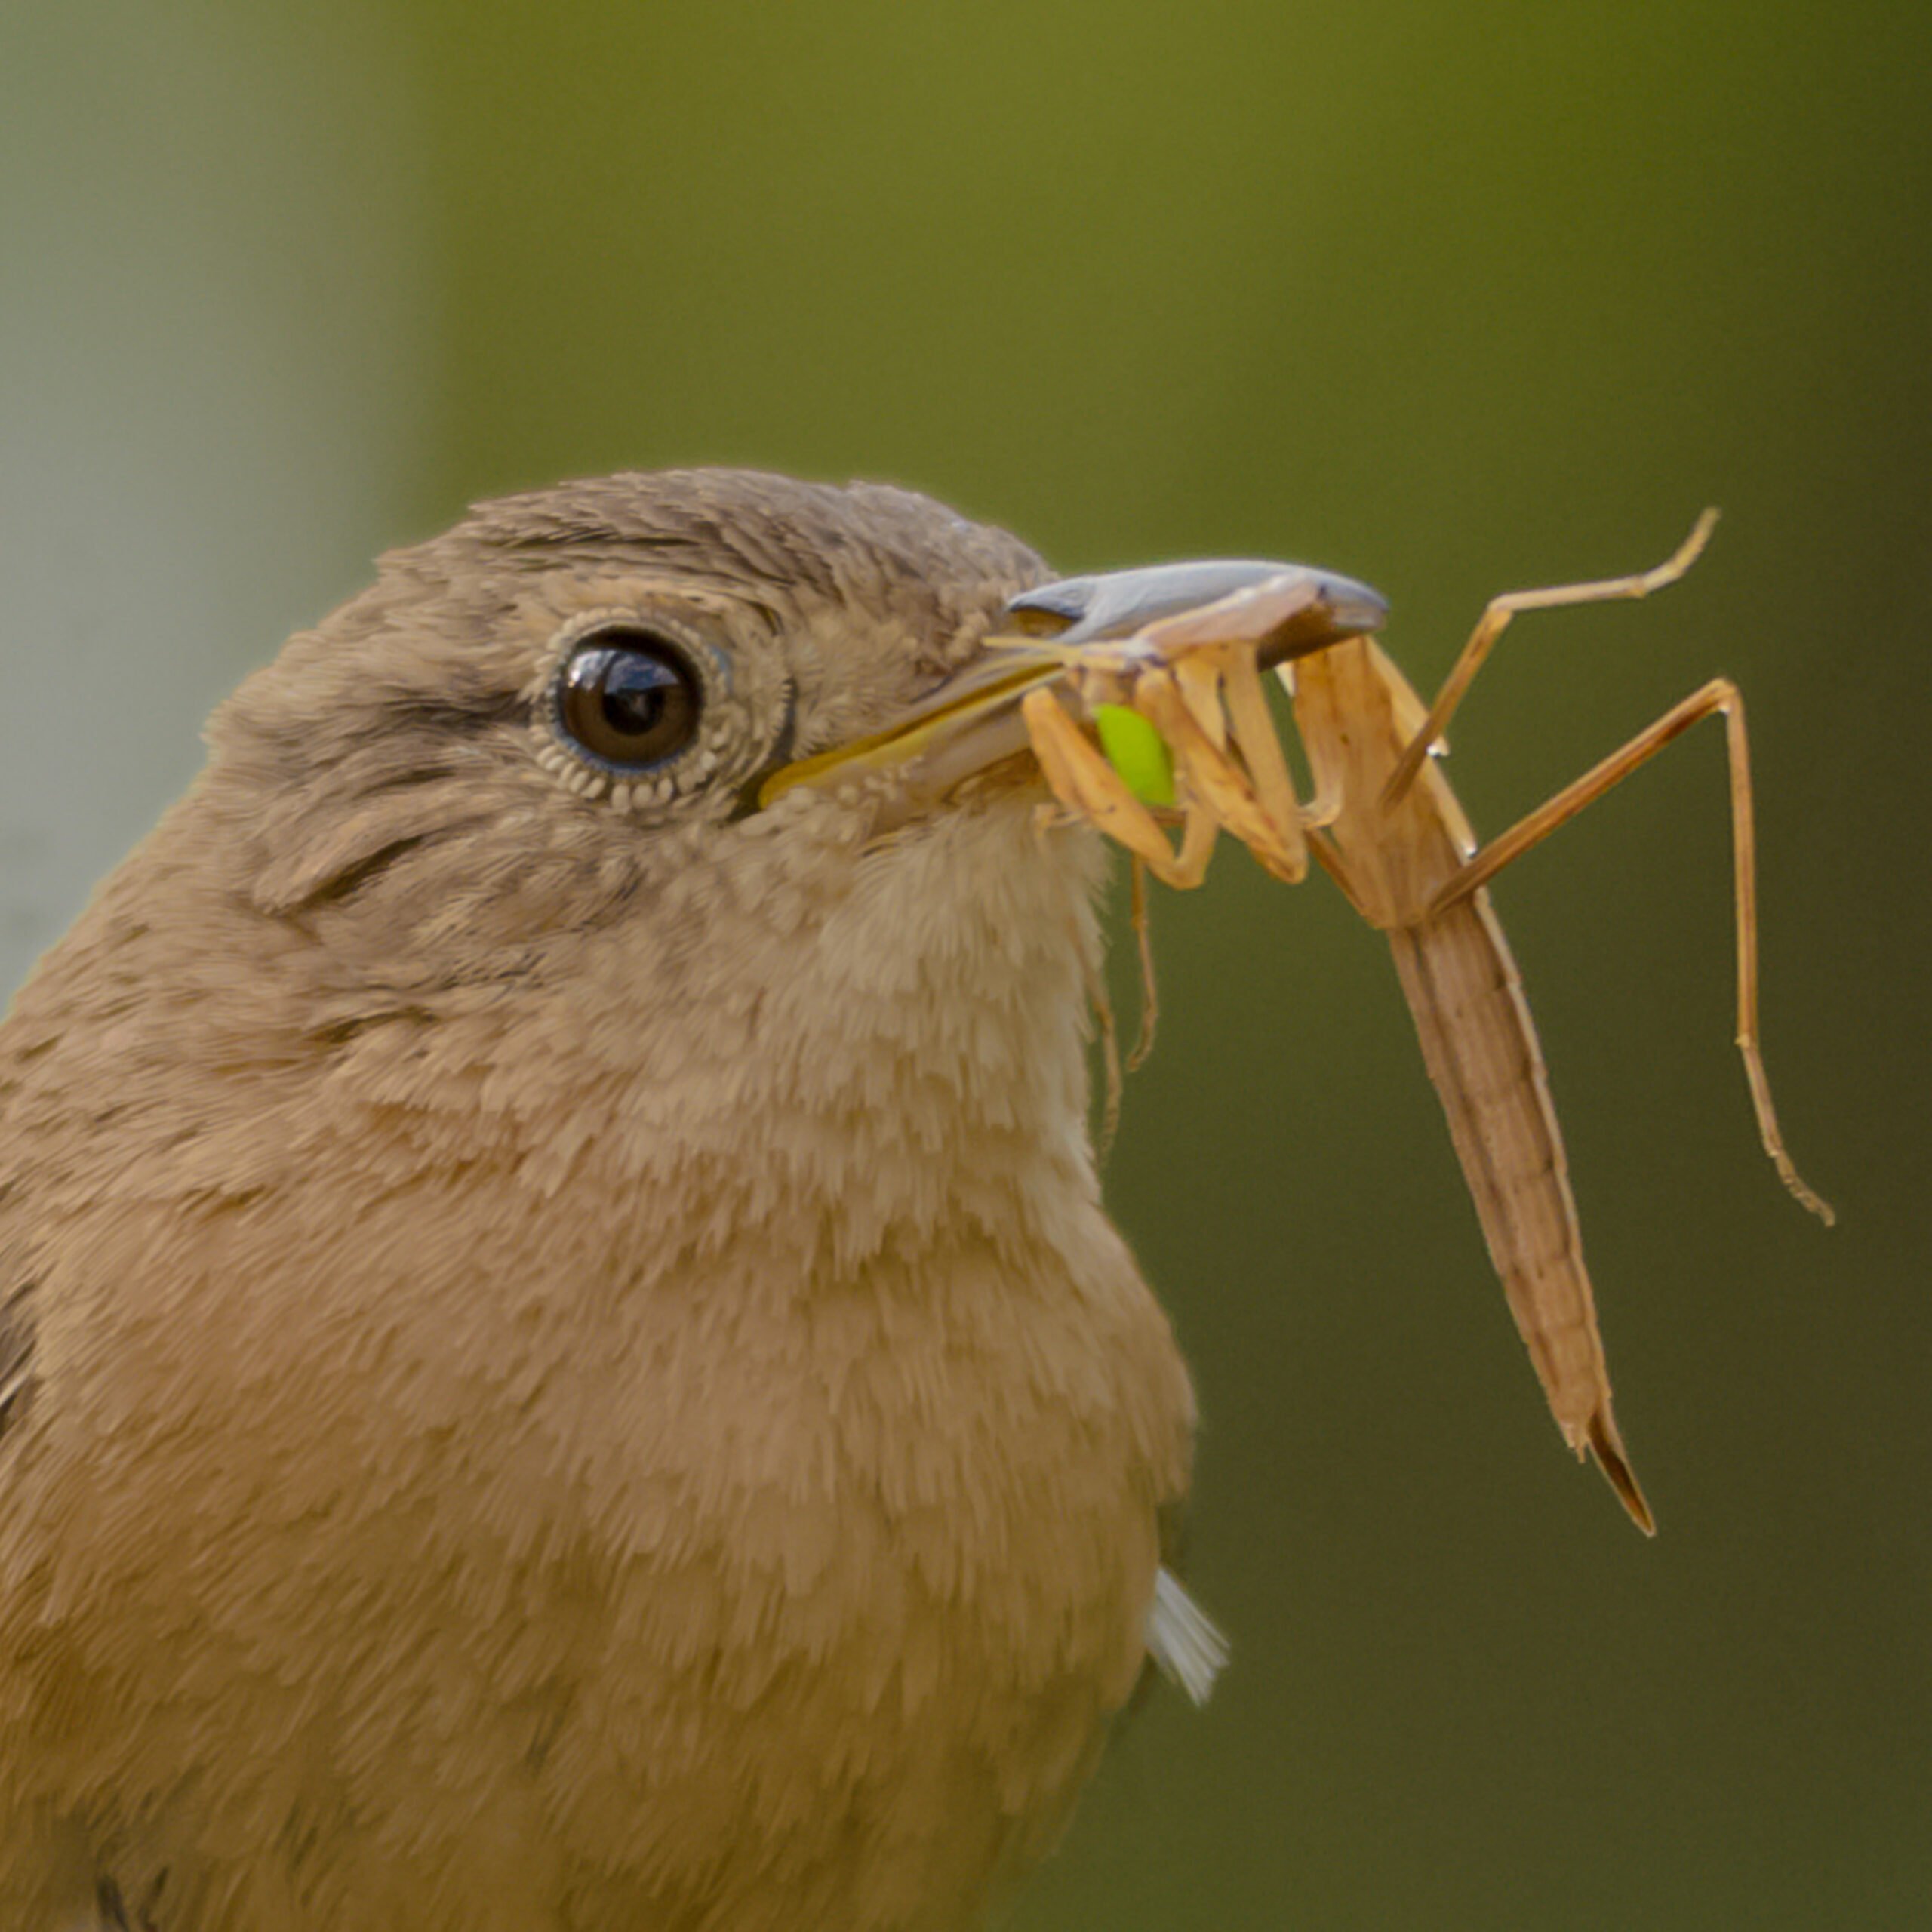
1388, 889, 1651, 1531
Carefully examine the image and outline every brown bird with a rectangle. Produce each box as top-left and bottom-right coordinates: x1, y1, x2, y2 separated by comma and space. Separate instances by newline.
0, 469, 1370, 1931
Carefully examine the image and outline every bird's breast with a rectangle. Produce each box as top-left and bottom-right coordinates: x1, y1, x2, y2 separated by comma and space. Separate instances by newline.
494, 1212, 1195, 1927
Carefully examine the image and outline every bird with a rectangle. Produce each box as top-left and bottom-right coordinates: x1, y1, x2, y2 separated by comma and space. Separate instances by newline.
0, 468, 1370, 1930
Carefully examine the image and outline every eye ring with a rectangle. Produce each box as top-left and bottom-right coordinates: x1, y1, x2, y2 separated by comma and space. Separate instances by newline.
554, 626, 706, 772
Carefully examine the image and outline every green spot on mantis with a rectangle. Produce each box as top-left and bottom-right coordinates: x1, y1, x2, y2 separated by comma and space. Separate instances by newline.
1094, 703, 1176, 808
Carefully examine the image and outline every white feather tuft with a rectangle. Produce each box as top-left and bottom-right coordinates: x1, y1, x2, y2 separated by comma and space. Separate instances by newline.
1146, 1565, 1229, 1707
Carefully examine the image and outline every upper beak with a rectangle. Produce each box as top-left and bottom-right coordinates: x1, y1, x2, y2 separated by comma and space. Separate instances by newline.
755, 557, 1387, 815
1004, 558, 1388, 660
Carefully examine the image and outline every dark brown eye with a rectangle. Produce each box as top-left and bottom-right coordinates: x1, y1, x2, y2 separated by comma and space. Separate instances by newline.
558, 631, 703, 770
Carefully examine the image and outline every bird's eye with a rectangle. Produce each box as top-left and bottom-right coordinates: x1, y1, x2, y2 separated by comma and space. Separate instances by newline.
558, 630, 704, 770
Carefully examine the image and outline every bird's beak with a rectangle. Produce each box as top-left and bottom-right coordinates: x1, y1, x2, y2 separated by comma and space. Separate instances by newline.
753, 558, 1388, 816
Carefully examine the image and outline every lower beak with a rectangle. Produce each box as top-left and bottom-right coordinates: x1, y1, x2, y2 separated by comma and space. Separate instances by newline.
755, 557, 1387, 815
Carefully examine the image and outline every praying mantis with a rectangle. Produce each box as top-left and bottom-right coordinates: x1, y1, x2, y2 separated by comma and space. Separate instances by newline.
1013, 512, 1832, 1531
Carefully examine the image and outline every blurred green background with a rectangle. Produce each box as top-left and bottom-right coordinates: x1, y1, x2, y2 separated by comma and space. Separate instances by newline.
4, 2, 1927, 1925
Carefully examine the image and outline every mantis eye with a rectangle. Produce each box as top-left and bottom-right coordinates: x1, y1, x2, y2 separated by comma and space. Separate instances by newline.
1094, 703, 1177, 807
558, 630, 704, 771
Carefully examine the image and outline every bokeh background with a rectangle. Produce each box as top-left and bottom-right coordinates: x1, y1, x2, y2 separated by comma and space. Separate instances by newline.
5, 2, 1927, 1924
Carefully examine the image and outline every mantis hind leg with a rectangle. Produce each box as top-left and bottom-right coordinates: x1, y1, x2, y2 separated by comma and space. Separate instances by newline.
1383, 509, 1720, 808
1429, 678, 1833, 1224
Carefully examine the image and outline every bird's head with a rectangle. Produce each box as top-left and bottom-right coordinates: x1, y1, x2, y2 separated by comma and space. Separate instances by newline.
116, 469, 1100, 1233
